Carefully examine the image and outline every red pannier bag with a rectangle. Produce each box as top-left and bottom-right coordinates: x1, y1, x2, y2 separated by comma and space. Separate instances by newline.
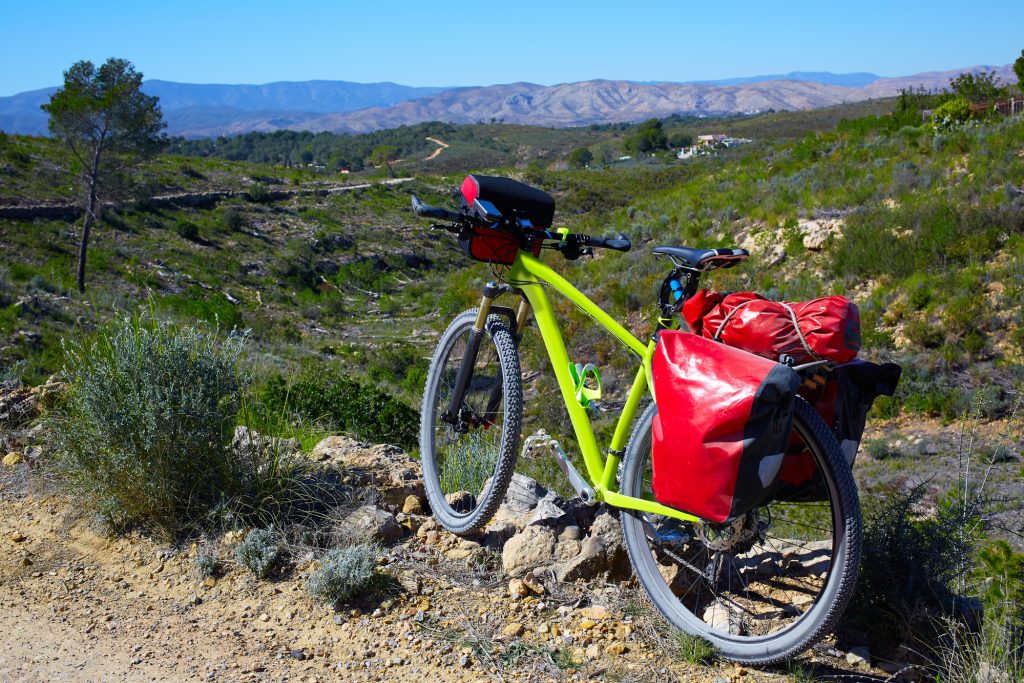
683, 290, 861, 365
651, 331, 802, 523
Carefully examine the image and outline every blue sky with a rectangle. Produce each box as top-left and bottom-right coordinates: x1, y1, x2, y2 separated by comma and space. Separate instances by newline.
2, 1, 1022, 95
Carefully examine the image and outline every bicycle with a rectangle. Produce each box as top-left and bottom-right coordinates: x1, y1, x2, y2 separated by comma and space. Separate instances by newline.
411, 175, 862, 665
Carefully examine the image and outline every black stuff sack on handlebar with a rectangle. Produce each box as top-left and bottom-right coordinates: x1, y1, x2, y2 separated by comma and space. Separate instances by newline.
651, 331, 801, 523
461, 174, 555, 228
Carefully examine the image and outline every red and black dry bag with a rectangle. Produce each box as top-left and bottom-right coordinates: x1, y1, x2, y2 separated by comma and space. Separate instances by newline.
683, 290, 861, 365
651, 331, 802, 523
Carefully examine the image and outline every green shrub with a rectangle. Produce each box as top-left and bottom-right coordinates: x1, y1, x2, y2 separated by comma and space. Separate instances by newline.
247, 183, 272, 203
222, 208, 245, 231
236, 528, 280, 579
176, 219, 199, 241
845, 483, 978, 651
195, 552, 221, 577
930, 97, 973, 132
261, 371, 418, 450
49, 316, 299, 537
305, 543, 381, 603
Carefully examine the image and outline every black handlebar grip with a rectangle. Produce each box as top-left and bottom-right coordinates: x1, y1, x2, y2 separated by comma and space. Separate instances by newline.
411, 195, 461, 222
587, 236, 632, 252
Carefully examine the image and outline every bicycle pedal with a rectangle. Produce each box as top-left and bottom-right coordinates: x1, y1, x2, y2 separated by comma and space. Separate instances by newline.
520, 431, 553, 460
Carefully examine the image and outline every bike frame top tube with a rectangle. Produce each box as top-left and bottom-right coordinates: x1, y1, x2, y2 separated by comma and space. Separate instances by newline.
507, 251, 699, 524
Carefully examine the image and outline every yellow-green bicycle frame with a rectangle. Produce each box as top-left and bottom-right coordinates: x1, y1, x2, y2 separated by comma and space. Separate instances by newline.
503, 251, 700, 524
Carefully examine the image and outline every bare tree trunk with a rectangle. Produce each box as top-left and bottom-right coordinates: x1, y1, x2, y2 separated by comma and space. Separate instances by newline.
77, 170, 98, 293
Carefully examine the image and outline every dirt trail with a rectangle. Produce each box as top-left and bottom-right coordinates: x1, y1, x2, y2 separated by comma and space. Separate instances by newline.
424, 137, 449, 161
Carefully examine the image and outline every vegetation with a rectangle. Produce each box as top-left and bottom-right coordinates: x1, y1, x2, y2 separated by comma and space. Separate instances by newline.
48, 316, 302, 537
235, 528, 281, 579
305, 543, 382, 603
42, 58, 167, 291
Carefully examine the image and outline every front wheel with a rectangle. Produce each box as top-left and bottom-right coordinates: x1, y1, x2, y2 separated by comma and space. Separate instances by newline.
620, 397, 862, 665
420, 310, 523, 535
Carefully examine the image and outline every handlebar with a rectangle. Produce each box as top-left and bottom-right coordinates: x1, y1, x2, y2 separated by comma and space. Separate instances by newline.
411, 195, 462, 222
410, 194, 632, 258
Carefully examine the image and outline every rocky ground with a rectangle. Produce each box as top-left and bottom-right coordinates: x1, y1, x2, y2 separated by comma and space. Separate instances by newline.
1, 379, 1019, 682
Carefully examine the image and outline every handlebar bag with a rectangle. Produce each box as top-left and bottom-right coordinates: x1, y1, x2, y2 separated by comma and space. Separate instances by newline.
459, 226, 522, 265
461, 174, 555, 228
683, 290, 861, 364
651, 331, 801, 523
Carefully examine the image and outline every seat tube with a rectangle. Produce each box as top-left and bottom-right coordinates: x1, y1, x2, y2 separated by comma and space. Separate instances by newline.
444, 281, 502, 424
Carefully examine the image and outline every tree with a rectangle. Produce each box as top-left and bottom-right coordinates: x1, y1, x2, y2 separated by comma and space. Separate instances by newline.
623, 119, 668, 155
1014, 49, 1024, 94
42, 58, 166, 292
949, 70, 1003, 104
566, 146, 593, 169
369, 145, 400, 177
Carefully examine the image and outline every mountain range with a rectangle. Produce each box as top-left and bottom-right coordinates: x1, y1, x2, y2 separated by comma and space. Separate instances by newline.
0, 65, 1015, 139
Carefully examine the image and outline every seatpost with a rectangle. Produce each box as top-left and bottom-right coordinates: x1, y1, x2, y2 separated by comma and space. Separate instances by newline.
443, 281, 504, 427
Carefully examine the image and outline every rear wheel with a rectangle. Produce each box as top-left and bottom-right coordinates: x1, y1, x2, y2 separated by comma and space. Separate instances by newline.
420, 310, 523, 535
620, 397, 861, 665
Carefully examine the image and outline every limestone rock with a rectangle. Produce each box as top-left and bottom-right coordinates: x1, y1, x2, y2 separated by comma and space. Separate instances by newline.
703, 601, 742, 635
401, 495, 423, 515
310, 436, 424, 506
845, 646, 871, 667
233, 426, 299, 458
3, 452, 22, 466
554, 510, 629, 582
502, 524, 557, 577
340, 505, 403, 544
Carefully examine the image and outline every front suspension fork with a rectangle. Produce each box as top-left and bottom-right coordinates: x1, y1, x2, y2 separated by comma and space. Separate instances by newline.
442, 283, 531, 428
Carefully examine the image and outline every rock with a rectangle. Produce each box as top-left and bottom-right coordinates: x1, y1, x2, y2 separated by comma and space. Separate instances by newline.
557, 525, 582, 542
202, 577, 217, 588
310, 436, 424, 506
483, 520, 518, 550
458, 654, 470, 668
605, 642, 627, 655
401, 495, 423, 515
445, 548, 476, 561
579, 619, 597, 630
444, 491, 475, 511
501, 623, 524, 639
502, 473, 550, 515
585, 644, 602, 660
508, 578, 530, 598
799, 217, 844, 252
185, 593, 202, 607
528, 494, 568, 526
703, 601, 741, 635
10, 531, 25, 543
578, 606, 611, 620
3, 452, 22, 466
845, 646, 871, 667
340, 505, 404, 543
521, 578, 544, 595
502, 524, 557, 577
233, 426, 299, 458
289, 649, 307, 661
554, 510, 629, 582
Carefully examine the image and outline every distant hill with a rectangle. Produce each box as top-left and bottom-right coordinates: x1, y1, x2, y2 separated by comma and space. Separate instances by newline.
694, 71, 882, 87
0, 80, 450, 136
0, 64, 1017, 138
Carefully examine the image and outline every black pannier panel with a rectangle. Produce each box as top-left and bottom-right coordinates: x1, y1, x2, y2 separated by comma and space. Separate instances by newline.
461, 174, 556, 228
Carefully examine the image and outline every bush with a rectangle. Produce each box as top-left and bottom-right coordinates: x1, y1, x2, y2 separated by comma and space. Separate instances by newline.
222, 208, 245, 231
49, 316, 299, 537
195, 552, 221, 578
845, 483, 978, 651
236, 528, 280, 579
176, 219, 199, 241
305, 543, 381, 603
930, 97, 973, 132
261, 371, 418, 450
